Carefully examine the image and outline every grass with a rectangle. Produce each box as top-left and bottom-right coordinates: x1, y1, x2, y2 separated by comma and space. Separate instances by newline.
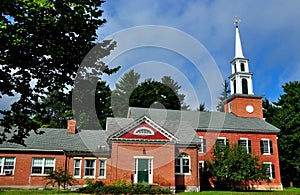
0, 188, 299, 195
0, 190, 84, 195
181, 187, 300, 195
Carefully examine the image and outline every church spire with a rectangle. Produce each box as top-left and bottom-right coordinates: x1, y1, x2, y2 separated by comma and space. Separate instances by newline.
224, 18, 264, 119
234, 17, 244, 58
229, 17, 254, 95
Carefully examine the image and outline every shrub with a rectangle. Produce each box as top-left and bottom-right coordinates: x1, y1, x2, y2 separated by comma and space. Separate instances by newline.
77, 179, 171, 194
77, 179, 104, 194
45, 167, 76, 190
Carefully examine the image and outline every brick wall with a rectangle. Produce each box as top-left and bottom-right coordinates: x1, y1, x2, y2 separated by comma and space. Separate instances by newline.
225, 96, 263, 118
175, 147, 199, 190
0, 152, 65, 187
197, 131, 282, 188
110, 142, 176, 187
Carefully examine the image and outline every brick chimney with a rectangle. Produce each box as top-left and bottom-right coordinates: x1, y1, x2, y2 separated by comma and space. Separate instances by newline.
67, 120, 77, 134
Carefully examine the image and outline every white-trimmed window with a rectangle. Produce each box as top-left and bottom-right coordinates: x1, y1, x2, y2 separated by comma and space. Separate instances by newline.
263, 162, 275, 179
133, 127, 154, 135
84, 159, 96, 177
99, 159, 106, 178
198, 136, 206, 153
175, 153, 190, 174
260, 139, 273, 155
199, 161, 205, 173
73, 159, 81, 177
0, 157, 16, 175
31, 158, 55, 175
216, 137, 226, 148
238, 138, 252, 154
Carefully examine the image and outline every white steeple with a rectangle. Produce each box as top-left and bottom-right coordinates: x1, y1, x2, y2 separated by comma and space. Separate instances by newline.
229, 18, 254, 95
234, 18, 244, 58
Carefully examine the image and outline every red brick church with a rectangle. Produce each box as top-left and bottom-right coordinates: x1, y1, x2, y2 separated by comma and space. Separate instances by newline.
0, 23, 282, 192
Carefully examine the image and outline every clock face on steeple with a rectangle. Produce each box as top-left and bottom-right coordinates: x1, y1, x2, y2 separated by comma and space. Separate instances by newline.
224, 18, 263, 119
246, 105, 254, 113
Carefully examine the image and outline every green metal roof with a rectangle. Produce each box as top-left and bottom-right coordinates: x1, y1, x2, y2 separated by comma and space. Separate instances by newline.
0, 107, 280, 152
0, 128, 109, 153
128, 107, 280, 133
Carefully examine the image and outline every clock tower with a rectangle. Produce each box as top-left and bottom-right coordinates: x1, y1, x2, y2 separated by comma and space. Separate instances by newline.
224, 18, 263, 118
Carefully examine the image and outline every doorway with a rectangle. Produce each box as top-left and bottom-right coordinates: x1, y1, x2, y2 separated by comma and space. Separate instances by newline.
134, 158, 153, 184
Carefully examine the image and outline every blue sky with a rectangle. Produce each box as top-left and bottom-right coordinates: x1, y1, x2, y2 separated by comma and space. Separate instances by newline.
98, 0, 300, 110
1, 0, 299, 113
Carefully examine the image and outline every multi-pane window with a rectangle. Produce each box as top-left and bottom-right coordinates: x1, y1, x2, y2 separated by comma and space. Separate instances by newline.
216, 137, 226, 149
198, 137, 206, 153
238, 138, 252, 154
74, 159, 81, 177
84, 159, 95, 177
99, 159, 106, 178
175, 153, 190, 174
0, 157, 15, 175
260, 139, 273, 155
263, 162, 275, 179
31, 158, 55, 175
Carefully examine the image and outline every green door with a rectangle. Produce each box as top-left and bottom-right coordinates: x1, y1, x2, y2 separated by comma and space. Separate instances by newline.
138, 159, 148, 183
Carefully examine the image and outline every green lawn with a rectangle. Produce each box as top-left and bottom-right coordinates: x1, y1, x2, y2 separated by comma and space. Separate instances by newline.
0, 188, 300, 195
0, 190, 83, 195
182, 187, 300, 195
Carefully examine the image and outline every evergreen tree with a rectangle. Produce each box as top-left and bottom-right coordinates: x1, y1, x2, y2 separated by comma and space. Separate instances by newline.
263, 81, 300, 186
111, 70, 141, 117
161, 76, 189, 110
197, 103, 207, 112
216, 80, 230, 112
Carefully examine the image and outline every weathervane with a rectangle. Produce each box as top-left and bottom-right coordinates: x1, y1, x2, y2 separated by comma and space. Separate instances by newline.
234, 16, 241, 27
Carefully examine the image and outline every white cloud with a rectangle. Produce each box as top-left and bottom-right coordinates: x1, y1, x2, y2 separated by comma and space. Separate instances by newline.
98, 0, 300, 108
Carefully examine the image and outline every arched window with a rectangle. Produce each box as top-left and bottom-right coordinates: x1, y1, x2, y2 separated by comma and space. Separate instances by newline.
175, 152, 190, 174
133, 128, 154, 135
242, 79, 248, 94
234, 63, 237, 73
241, 63, 245, 72
233, 80, 236, 94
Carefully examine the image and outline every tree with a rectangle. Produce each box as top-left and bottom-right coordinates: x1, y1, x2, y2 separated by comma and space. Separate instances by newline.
45, 167, 76, 190
207, 142, 269, 190
263, 81, 300, 186
197, 103, 207, 112
129, 79, 181, 110
33, 90, 73, 128
0, 1, 115, 144
161, 76, 189, 110
216, 80, 230, 112
111, 70, 141, 117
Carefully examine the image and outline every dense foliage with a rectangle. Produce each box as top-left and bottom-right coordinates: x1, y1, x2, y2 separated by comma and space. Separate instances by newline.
111, 69, 141, 117
0, 0, 116, 143
112, 70, 189, 117
208, 142, 269, 190
129, 79, 181, 110
161, 76, 189, 110
33, 90, 73, 128
263, 81, 300, 186
77, 179, 171, 194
